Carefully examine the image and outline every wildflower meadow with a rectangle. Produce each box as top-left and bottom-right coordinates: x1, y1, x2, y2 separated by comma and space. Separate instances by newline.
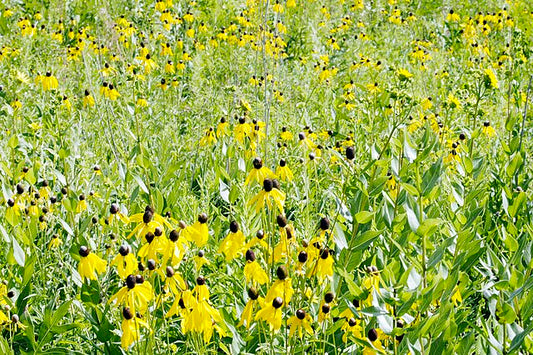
0, 0, 532, 353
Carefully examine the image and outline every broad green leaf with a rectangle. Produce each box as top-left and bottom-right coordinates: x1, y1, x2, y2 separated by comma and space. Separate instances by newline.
355, 210, 374, 224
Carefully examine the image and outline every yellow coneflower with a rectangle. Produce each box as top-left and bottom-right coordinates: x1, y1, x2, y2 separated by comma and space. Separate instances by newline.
265, 266, 294, 304
397, 68, 413, 81
107, 84, 121, 100
484, 68, 499, 89
310, 248, 334, 280
120, 307, 150, 349
161, 266, 187, 296
77, 246, 107, 281
110, 245, 137, 279
164, 60, 175, 73
41, 72, 59, 91
48, 234, 62, 249
83, 89, 95, 107
447, 93, 462, 110
238, 288, 264, 329
287, 309, 314, 338
243, 250, 269, 285
136, 98, 148, 107
193, 250, 210, 270
162, 229, 188, 267
482, 121, 496, 137
446, 9, 460, 22
255, 297, 284, 331
249, 179, 286, 213
275, 159, 293, 182
182, 213, 209, 247
128, 206, 169, 239
199, 127, 217, 146
245, 157, 276, 186
109, 274, 153, 315
341, 317, 363, 342
234, 117, 253, 143
76, 194, 87, 213
216, 117, 229, 138
138, 229, 168, 262
245, 230, 269, 249
183, 277, 225, 342
218, 221, 246, 261
298, 132, 316, 150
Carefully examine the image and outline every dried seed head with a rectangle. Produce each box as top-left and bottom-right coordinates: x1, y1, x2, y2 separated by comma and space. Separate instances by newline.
198, 213, 208, 224
324, 292, 335, 303
145, 232, 155, 243
143, 210, 153, 223
368, 328, 378, 342
276, 215, 287, 228
126, 275, 136, 289
263, 178, 273, 192
147, 259, 156, 270
110, 203, 119, 214
298, 251, 308, 263
123, 307, 133, 320
230, 221, 239, 233
296, 309, 306, 320
253, 157, 263, 169
169, 229, 179, 242
256, 230, 265, 239
79, 246, 89, 257
247, 287, 259, 300
320, 217, 330, 231
119, 245, 129, 256
272, 179, 280, 189
276, 265, 288, 280
245, 249, 256, 262
272, 297, 283, 309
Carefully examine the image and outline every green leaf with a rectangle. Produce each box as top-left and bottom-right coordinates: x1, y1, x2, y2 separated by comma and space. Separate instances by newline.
334, 222, 348, 250
353, 230, 381, 251
508, 192, 526, 217
361, 306, 388, 316
81, 282, 101, 305
405, 204, 419, 232
219, 179, 230, 203
462, 155, 473, 174
400, 182, 419, 196
422, 159, 442, 196
404, 134, 417, 162
417, 218, 441, 237
509, 324, 533, 353
8, 134, 19, 149
12, 235, 25, 267
355, 211, 374, 224
0, 334, 14, 355
52, 300, 73, 326
506, 152, 523, 178
132, 174, 149, 194
496, 301, 517, 324
58, 218, 74, 236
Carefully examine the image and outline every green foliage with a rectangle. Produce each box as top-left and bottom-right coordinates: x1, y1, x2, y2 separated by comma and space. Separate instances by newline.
0, 0, 532, 354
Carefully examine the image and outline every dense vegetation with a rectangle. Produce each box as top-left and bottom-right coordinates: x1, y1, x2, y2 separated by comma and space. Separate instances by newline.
0, 0, 532, 353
